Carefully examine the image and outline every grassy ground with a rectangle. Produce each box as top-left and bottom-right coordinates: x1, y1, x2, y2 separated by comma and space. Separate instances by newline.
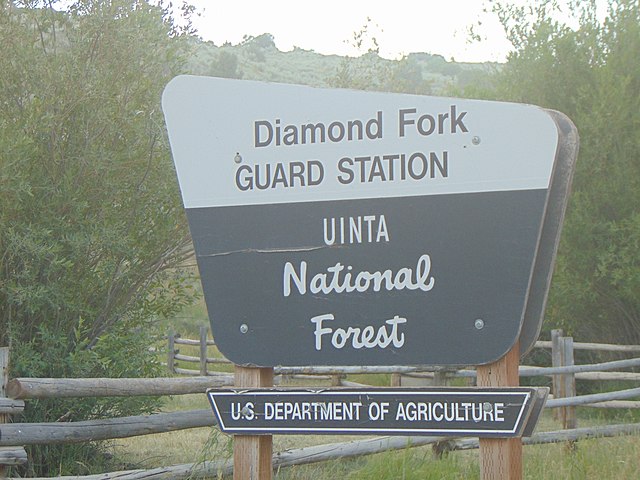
275, 433, 640, 479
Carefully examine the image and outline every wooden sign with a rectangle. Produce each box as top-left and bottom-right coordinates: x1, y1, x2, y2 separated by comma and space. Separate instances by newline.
162, 76, 574, 367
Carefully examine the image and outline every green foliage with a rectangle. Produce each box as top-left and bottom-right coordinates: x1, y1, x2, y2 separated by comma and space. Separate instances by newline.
275, 448, 479, 480
0, 0, 196, 475
209, 50, 243, 78
344, 449, 479, 480
330, 19, 432, 94
482, 0, 640, 343
187, 27, 488, 95
332, 53, 433, 94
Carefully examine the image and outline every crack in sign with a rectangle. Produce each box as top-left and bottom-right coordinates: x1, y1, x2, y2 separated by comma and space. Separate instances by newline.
198, 245, 341, 258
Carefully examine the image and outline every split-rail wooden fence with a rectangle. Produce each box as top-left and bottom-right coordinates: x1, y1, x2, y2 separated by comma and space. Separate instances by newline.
1, 328, 640, 478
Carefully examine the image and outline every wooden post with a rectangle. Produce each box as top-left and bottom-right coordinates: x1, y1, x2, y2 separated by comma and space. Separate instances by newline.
550, 329, 563, 421
433, 368, 449, 386
234, 366, 273, 480
432, 368, 450, 459
0, 347, 9, 477
390, 373, 401, 387
477, 341, 522, 480
199, 326, 208, 376
168, 332, 176, 374
561, 337, 577, 430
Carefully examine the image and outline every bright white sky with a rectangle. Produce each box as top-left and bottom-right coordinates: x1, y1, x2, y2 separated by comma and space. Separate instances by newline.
188, 0, 517, 63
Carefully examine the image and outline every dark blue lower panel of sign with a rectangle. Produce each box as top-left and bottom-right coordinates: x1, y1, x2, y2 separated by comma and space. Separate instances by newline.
207, 387, 541, 437
188, 189, 547, 366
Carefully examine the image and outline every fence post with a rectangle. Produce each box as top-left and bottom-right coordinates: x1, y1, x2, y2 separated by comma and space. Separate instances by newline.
433, 368, 449, 387
432, 368, 454, 459
199, 326, 209, 376
0, 346, 9, 477
390, 373, 401, 387
551, 329, 564, 420
168, 332, 176, 374
561, 336, 577, 431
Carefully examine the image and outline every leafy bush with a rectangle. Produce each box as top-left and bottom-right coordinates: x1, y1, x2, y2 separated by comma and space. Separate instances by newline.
477, 1, 640, 343
0, 1, 195, 475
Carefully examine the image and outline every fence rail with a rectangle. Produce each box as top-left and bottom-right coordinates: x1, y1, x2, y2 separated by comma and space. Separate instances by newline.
3, 329, 640, 476
7, 375, 234, 399
535, 340, 640, 353
0, 409, 215, 446
164, 327, 640, 437
17, 423, 640, 480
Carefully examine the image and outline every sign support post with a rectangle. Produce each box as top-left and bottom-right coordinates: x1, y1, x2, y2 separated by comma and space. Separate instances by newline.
478, 341, 522, 480
233, 366, 274, 480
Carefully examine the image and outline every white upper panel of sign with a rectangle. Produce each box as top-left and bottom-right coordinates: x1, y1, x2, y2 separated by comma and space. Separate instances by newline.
162, 75, 558, 209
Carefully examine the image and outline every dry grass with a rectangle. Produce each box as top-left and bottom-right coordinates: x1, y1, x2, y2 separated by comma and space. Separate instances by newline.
112, 394, 223, 468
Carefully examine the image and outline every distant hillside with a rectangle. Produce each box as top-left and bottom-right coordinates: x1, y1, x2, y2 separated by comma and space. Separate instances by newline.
185, 33, 498, 95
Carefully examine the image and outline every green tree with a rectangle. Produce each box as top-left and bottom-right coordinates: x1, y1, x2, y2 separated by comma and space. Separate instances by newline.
388, 55, 432, 94
210, 50, 243, 78
0, 0, 194, 474
484, 0, 640, 342
240, 33, 276, 62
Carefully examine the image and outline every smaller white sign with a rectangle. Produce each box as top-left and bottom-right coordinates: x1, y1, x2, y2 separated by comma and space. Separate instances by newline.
207, 387, 548, 437
162, 76, 558, 209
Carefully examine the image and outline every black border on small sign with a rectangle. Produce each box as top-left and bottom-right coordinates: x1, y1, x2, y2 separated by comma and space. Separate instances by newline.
206, 387, 548, 438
